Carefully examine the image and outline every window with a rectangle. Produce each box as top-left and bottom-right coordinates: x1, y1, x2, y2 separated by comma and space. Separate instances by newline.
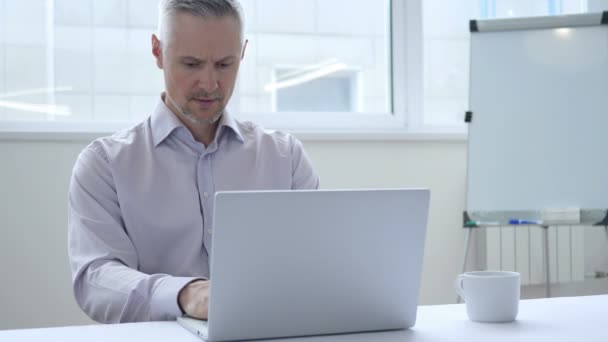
0, 0, 597, 135
0, 0, 163, 124
0, 0, 394, 132
273, 67, 359, 112
237, 0, 391, 117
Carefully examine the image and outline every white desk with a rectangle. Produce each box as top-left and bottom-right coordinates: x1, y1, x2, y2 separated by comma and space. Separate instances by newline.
2, 295, 606, 342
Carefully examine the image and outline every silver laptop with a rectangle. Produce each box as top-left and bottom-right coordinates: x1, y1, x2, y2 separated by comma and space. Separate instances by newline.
178, 189, 430, 341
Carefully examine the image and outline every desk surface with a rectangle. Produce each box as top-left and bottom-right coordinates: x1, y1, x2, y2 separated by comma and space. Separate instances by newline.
2, 295, 607, 342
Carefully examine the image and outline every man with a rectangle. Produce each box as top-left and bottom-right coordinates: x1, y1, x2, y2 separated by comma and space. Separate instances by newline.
68, 0, 319, 323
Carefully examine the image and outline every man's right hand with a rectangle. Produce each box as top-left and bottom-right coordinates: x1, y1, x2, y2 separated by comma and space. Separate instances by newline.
178, 280, 210, 320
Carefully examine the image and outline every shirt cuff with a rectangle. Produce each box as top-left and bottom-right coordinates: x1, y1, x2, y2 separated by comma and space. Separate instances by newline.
150, 276, 206, 320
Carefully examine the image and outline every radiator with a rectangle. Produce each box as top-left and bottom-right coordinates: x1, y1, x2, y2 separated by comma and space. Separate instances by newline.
483, 226, 585, 285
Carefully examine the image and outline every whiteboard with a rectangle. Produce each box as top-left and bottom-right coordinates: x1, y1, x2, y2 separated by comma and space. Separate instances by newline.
466, 13, 608, 213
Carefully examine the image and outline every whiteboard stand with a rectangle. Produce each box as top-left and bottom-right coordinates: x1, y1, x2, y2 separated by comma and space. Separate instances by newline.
459, 210, 608, 303
541, 225, 551, 298
458, 224, 551, 303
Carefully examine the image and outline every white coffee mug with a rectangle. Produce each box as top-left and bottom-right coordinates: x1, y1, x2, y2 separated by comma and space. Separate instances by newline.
455, 271, 520, 323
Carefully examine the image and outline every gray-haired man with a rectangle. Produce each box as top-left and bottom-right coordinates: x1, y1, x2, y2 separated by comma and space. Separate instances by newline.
68, 0, 319, 323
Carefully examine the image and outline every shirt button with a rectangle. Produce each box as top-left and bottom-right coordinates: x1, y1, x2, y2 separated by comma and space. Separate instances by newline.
203, 192, 209, 198
208, 229, 213, 234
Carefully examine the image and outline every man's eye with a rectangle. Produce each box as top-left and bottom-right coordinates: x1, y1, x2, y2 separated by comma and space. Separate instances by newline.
219, 63, 232, 69
184, 62, 199, 68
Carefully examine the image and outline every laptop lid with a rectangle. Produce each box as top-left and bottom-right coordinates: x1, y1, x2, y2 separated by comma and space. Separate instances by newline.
205, 189, 430, 341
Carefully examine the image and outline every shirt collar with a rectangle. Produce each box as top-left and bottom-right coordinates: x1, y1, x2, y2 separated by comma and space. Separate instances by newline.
151, 94, 245, 147
217, 108, 245, 144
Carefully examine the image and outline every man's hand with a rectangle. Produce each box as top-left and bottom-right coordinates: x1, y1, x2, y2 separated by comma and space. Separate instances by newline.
178, 280, 210, 320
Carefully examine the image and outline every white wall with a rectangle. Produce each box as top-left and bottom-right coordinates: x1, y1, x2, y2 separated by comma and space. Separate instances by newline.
0, 137, 470, 330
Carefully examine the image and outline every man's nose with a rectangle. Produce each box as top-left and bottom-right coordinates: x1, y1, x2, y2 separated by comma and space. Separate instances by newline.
196, 67, 220, 93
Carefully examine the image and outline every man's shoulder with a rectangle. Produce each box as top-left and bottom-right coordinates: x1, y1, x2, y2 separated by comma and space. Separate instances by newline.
234, 119, 295, 148
82, 119, 151, 164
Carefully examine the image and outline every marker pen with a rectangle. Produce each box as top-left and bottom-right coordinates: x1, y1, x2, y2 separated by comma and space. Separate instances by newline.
508, 219, 543, 225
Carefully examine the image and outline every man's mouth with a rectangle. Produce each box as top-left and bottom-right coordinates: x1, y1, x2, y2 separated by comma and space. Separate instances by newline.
193, 98, 217, 103
191, 97, 220, 110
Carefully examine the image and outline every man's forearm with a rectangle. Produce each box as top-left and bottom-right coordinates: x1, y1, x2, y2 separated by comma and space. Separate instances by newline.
73, 260, 199, 323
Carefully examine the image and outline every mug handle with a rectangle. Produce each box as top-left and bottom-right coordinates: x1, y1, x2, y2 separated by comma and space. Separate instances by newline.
455, 274, 466, 301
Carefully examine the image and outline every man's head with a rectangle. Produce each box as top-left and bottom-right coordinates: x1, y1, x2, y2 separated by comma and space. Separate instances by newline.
152, 0, 247, 127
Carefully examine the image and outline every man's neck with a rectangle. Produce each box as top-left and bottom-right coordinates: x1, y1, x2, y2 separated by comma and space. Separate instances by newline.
186, 120, 219, 148
163, 94, 220, 148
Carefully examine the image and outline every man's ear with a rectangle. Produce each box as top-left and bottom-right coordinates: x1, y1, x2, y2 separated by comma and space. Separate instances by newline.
151, 34, 164, 69
241, 39, 248, 60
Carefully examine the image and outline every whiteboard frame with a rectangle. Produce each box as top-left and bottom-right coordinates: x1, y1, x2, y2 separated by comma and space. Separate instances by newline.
464, 12, 608, 227
470, 12, 606, 32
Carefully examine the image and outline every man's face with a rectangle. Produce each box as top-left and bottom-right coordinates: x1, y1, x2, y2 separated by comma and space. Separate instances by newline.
152, 13, 245, 125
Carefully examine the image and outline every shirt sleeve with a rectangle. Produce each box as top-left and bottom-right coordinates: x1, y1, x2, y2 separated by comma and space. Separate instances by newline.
67, 143, 203, 323
289, 136, 320, 190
